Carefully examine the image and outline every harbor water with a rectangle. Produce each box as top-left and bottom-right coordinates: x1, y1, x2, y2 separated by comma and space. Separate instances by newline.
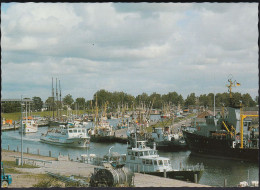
1, 117, 259, 187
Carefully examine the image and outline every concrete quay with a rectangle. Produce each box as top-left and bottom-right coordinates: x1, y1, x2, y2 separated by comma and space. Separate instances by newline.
1, 150, 210, 187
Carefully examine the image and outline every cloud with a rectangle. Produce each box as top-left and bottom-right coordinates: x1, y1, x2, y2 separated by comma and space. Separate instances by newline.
1, 3, 258, 101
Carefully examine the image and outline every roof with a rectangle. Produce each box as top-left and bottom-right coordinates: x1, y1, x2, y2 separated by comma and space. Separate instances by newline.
197, 110, 213, 118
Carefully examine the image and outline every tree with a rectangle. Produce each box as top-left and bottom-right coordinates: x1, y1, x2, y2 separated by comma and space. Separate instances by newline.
1, 102, 20, 113
45, 97, 55, 111
184, 93, 196, 106
32, 96, 43, 111
255, 96, 259, 105
63, 94, 74, 107
75, 97, 86, 110
242, 93, 256, 107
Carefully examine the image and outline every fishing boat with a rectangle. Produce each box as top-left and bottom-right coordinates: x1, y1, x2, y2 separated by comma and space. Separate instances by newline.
125, 140, 204, 183
90, 120, 115, 142
40, 124, 90, 147
19, 118, 38, 133
182, 79, 259, 162
147, 127, 188, 151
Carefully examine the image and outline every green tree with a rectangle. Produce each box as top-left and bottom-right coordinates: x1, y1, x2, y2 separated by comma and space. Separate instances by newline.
1, 102, 21, 113
74, 97, 86, 110
184, 93, 196, 106
32, 96, 43, 111
45, 97, 55, 111
255, 96, 259, 105
63, 94, 74, 107
242, 93, 256, 107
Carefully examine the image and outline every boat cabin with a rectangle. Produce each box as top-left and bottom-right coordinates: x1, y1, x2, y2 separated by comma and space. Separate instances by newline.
125, 141, 172, 172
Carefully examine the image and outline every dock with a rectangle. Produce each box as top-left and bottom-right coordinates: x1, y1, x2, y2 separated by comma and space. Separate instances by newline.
1, 149, 210, 188
1, 124, 20, 131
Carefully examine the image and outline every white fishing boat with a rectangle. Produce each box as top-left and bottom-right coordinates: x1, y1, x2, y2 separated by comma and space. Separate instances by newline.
125, 139, 204, 183
19, 117, 38, 134
40, 124, 90, 148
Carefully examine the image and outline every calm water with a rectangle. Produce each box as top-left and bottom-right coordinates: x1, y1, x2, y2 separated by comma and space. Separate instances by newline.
1, 117, 259, 187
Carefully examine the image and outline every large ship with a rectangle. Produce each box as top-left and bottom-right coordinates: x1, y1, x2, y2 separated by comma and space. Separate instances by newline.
182, 79, 259, 162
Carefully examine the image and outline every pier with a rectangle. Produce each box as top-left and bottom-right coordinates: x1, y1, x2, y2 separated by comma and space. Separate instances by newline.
2, 149, 210, 187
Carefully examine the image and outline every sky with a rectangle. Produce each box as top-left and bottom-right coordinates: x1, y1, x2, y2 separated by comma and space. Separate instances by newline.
1, 3, 258, 102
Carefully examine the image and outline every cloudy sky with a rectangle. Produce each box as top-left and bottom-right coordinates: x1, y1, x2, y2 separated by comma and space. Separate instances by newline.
1, 3, 258, 102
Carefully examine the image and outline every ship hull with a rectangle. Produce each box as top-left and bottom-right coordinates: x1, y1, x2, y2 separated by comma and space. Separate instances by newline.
147, 141, 188, 151
90, 135, 117, 143
40, 136, 90, 148
183, 131, 259, 162
144, 170, 203, 183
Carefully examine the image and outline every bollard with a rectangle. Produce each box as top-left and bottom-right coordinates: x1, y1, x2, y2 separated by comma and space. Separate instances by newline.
224, 179, 227, 187
194, 174, 198, 184
49, 151, 51, 157
37, 149, 40, 155
68, 153, 70, 160
164, 169, 167, 178
8, 145, 10, 151
27, 147, 29, 154
17, 146, 19, 152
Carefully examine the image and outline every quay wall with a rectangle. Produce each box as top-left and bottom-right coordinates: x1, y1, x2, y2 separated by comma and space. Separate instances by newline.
1, 149, 210, 187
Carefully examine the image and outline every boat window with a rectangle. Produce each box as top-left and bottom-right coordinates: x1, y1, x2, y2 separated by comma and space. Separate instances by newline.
159, 160, 163, 165
142, 159, 146, 164
153, 160, 157, 165
143, 151, 148, 156
146, 160, 152, 165
69, 130, 73, 133
128, 151, 132, 155
164, 160, 168, 166
82, 129, 85, 133
78, 129, 82, 133
73, 129, 77, 133
135, 152, 138, 156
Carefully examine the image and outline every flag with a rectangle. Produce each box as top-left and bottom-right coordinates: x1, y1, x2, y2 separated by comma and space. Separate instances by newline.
237, 82, 241, 86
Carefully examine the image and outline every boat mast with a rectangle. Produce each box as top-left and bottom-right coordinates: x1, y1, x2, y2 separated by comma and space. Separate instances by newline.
95, 94, 98, 130
59, 80, 62, 120
52, 77, 54, 119
56, 78, 58, 119
213, 93, 215, 116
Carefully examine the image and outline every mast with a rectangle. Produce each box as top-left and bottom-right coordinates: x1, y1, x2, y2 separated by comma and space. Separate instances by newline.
59, 80, 61, 120
226, 78, 240, 107
52, 77, 54, 119
213, 93, 215, 116
56, 78, 58, 118
95, 94, 98, 129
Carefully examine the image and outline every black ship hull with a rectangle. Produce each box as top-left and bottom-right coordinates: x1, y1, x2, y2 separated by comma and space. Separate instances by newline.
146, 141, 188, 151
144, 170, 203, 183
183, 130, 259, 162
90, 135, 127, 144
